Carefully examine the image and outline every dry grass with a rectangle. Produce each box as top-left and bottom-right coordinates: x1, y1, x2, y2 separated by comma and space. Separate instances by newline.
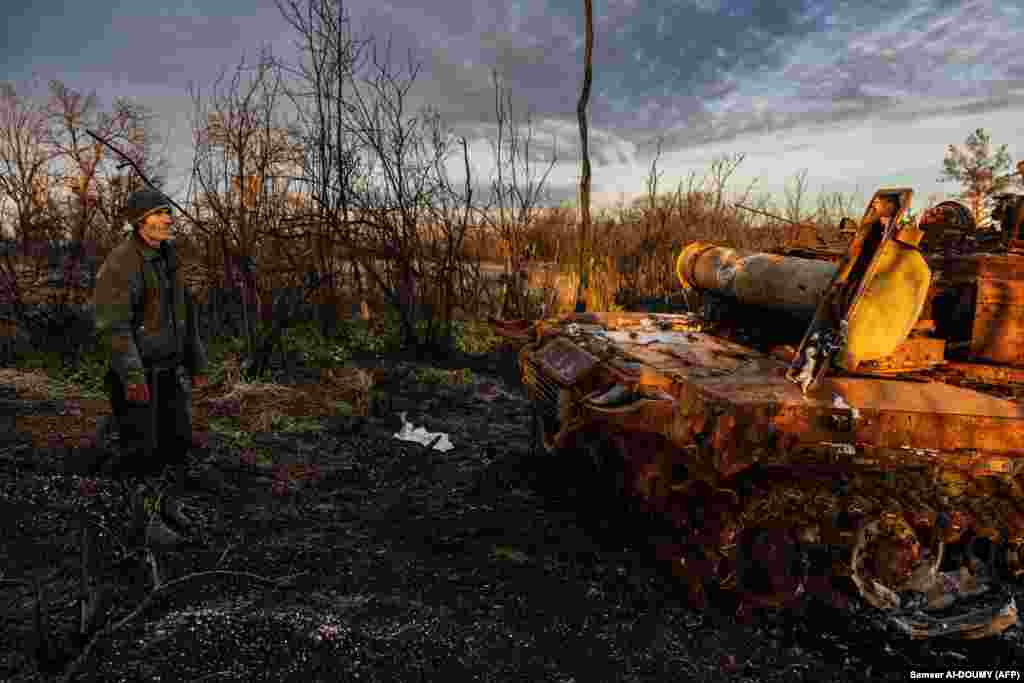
1, 162, 862, 329
0, 367, 59, 399
455, 180, 858, 318
7, 360, 376, 453
194, 361, 376, 436
5, 364, 115, 451
322, 366, 376, 415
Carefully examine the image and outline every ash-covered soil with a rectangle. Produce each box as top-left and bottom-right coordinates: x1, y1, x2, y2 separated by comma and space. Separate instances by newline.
1, 349, 1022, 682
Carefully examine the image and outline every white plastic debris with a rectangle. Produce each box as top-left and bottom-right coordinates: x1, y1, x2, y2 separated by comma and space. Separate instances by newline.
822, 441, 857, 457
603, 330, 681, 346
794, 345, 818, 393
832, 394, 861, 420
394, 411, 454, 452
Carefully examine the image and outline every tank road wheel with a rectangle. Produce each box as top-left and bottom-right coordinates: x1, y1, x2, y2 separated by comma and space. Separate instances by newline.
849, 512, 1021, 638
734, 526, 808, 618
558, 429, 634, 525
583, 431, 631, 504
656, 482, 744, 612
849, 515, 946, 612
561, 429, 604, 501
528, 398, 559, 458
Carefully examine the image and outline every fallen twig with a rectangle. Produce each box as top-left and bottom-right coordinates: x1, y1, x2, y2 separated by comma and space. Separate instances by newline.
33, 574, 52, 671
89, 519, 130, 560
59, 569, 308, 683
0, 578, 31, 588
79, 517, 91, 635
0, 566, 60, 591
216, 543, 235, 568
146, 549, 162, 588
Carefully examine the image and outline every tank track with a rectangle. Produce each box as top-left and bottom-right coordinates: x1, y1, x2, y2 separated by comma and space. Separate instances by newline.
553, 421, 1022, 639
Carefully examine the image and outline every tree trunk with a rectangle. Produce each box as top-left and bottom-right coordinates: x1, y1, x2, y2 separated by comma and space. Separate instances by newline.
574, 0, 594, 313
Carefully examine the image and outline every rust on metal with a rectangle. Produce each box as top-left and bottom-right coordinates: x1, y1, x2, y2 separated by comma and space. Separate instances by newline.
509, 317, 1024, 638
494, 187, 1024, 640
529, 315, 1024, 461
970, 278, 1024, 366
785, 189, 930, 386
857, 337, 946, 373
533, 336, 601, 386
946, 361, 1024, 385
939, 253, 1024, 281
892, 599, 1019, 640
676, 242, 838, 317
929, 253, 1024, 367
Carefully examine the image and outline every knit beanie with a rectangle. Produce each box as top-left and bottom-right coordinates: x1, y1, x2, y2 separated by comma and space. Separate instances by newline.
124, 188, 172, 228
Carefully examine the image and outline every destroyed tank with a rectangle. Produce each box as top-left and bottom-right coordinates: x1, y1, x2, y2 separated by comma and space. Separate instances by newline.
492, 188, 1023, 640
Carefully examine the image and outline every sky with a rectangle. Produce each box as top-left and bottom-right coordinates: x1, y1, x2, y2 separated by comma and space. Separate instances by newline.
4, 0, 1024, 215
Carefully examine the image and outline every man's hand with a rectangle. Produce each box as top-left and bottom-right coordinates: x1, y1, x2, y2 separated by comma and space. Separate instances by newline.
125, 383, 150, 403
192, 375, 209, 390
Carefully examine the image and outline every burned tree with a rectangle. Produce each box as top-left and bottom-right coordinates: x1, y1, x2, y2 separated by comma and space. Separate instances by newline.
277, 0, 371, 339
0, 79, 57, 242
574, 0, 593, 312
0, 79, 166, 367
187, 48, 299, 358
481, 68, 557, 319
343, 42, 476, 353
278, 0, 480, 355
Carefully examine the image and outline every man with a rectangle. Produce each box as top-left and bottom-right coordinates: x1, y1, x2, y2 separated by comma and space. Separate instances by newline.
92, 187, 226, 536
866, 193, 899, 227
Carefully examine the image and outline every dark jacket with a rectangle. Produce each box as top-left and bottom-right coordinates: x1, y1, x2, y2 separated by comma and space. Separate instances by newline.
92, 233, 207, 386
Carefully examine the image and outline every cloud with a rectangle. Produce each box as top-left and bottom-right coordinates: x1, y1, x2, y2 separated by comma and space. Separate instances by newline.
593, 0, 1024, 166
333, 1, 825, 142
5, 0, 1023, 212
339, 0, 1020, 188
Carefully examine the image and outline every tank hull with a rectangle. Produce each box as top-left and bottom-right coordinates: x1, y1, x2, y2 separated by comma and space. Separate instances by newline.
492, 188, 1024, 640
509, 312, 1022, 639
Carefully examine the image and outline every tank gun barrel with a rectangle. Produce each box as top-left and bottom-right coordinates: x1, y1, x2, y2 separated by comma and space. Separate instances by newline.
734, 203, 800, 225
676, 242, 838, 317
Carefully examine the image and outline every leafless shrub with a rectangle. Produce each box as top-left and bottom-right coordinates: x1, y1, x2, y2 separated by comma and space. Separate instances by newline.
518, 159, 866, 311
477, 68, 557, 319
0, 78, 166, 359
276, 0, 489, 353
187, 47, 306, 355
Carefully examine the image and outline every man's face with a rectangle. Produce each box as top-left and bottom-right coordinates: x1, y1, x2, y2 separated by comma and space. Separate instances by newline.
872, 196, 898, 219
138, 207, 174, 247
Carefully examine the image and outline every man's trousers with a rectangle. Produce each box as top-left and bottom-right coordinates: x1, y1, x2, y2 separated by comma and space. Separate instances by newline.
103, 364, 193, 479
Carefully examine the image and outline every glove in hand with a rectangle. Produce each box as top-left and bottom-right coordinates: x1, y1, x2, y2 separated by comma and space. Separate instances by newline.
125, 383, 150, 403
